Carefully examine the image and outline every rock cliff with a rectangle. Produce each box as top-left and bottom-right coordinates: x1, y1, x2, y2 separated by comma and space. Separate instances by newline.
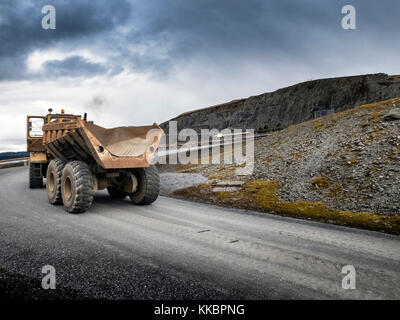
161, 73, 400, 133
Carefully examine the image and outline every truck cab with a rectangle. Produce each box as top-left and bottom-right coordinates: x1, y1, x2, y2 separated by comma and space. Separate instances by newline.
27, 109, 81, 188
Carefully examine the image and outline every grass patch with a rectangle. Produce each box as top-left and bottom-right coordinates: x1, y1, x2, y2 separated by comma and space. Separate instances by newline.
311, 176, 331, 190
357, 97, 400, 110
244, 180, 400, 234
329, 184, 343, 198
369, 110, 382, 122
313, 119, 325, 133
207, 173, 224, 180
265, 156, 273, 165
216, 191, 240, 200
178, 163, 198, 172
292, 151, 303, 161
308, 97, 400, 129
269, 141, 278, 148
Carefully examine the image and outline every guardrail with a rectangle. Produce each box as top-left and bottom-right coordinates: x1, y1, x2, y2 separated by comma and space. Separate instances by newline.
0, 157, 29, 169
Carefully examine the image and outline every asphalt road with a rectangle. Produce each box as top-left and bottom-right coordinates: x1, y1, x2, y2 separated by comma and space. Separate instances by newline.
0, 167, 399, 299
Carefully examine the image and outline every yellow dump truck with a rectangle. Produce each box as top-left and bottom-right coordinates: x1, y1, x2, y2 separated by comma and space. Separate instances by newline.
27, 109, 163, 213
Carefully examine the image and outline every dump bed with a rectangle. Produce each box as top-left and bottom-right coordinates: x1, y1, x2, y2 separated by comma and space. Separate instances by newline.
42, 117, 163, 169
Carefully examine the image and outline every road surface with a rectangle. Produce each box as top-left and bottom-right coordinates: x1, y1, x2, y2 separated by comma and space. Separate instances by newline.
0, 167, 399, 299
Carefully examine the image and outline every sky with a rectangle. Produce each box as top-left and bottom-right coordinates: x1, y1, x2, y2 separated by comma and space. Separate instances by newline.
0, 0, 399, 151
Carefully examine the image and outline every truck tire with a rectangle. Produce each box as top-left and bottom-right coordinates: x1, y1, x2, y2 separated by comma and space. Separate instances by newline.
46, 159, 66, 204
129, 165, 160, 205
61, 161, 93, 213
29, 162, 43, 189
107, 187, 128, 199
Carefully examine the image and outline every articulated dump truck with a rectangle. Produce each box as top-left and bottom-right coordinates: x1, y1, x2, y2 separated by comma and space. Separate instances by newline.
27, 110, 163, 213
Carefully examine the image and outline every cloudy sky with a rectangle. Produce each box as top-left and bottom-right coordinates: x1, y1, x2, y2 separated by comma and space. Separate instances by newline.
0, 0, 399, 151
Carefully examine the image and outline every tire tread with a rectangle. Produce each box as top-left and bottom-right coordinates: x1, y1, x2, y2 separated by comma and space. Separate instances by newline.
47, 158, 66, 204
62, 161, 93, 213
29, 162, 43, 189
130, 165, 160, 205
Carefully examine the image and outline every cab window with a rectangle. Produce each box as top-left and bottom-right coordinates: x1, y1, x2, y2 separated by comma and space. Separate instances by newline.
28, 117, 44, 138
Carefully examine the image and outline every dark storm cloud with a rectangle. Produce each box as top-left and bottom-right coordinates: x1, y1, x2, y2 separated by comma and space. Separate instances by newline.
125, 0, 400, 71
0, 0, 399, 81
42, 56, 107, 77
129, 0, 323, 56
0, 0, 131, 80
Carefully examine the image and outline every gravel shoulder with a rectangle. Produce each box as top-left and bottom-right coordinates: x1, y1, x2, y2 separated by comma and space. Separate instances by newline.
159, 172, 208, 194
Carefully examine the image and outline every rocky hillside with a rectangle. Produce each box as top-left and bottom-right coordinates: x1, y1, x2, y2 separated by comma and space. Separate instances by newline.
161, 73, 400, 134
160, 98, 400, 234
251, 98, 400, 216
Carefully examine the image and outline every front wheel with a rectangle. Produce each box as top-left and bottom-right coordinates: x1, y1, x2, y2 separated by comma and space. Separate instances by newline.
61, 161, 93, 213
129, 165, 160, 205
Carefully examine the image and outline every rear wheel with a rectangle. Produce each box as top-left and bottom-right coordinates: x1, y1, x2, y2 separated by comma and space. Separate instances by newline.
61, 161, 93, 213
129, 165, 160, 205
46, 159, 66, 204
29, 162, 43, 189
107, 187, 128, 199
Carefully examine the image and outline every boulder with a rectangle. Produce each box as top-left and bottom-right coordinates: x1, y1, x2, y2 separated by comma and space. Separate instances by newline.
383, 109, 400, 121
